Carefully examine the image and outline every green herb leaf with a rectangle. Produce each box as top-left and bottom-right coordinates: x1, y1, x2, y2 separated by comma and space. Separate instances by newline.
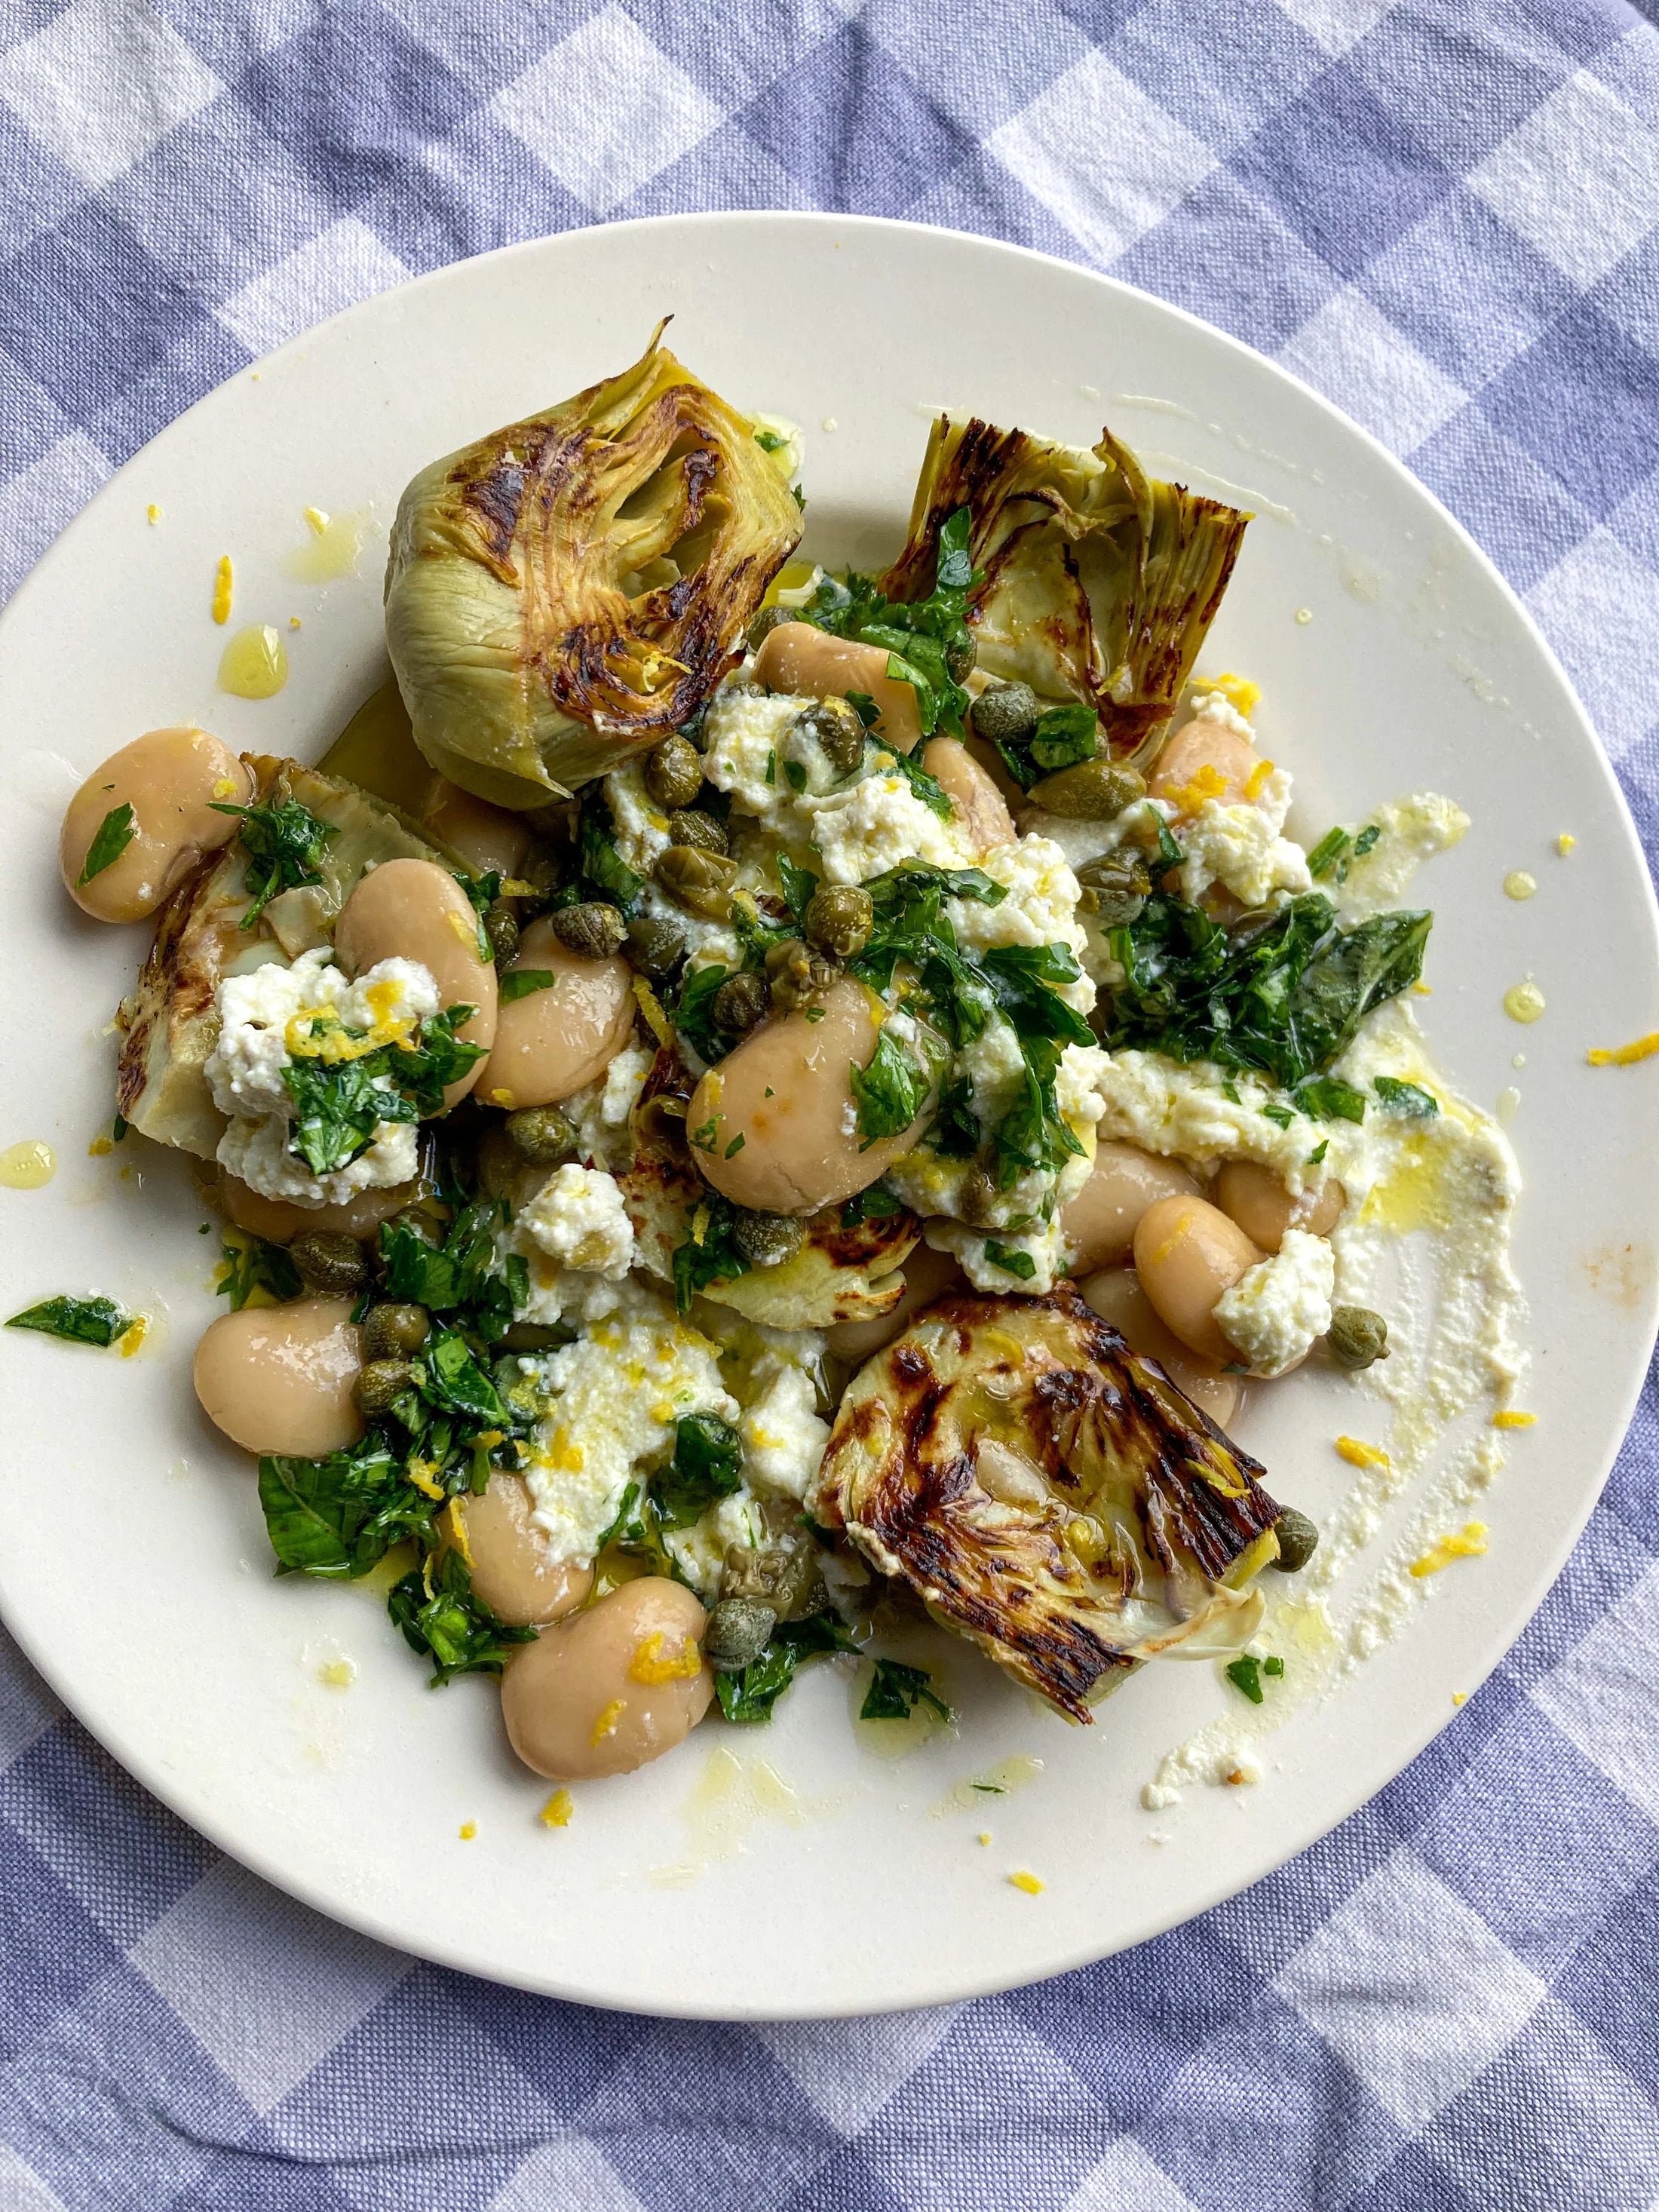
500, 969, 557, 1003
5, 1293, 130, 1347
888, 744, 953, 819
716, 1611, 858, 1724
1262, 1103, 1295, 1130
982, 1239, 1037, 1281
77, 802, 136, 887
1028, 704, 1099, 774
656, 1412, 744, 1530
1225, 1655, 1265, 1704
670, 1192, 751, 1314
1308, 1139, 1329, 1164
860, 1657, 953, 1723
420, 1332, 507, 1425
578, 793, 644, 915
1305, 828, 1351, 882
387, 1546, 535, 1684
258, 1438, 432, 1579
1374, 1075, 1439, 1117
670, 963, 730, 1065
777, 852, 819, 925
799, 511, 979, 740
840, 1181, 906, 1226
850, 1026, 930, 1147
753, 428, 787, 453
210, 799, 334, 928
216, 1233, 302, 1311
1353, 824, 1381, 860
925, 1072, 980, 1161
1294, 1075, 1369, 1124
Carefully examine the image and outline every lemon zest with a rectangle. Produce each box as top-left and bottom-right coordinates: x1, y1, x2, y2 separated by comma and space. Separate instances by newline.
632, 974, 675, 1049
1587, 1032, 1659, 1066
1335, 1435, 1390, 1470
1556, 833, 1576, 856
119, 1315, 148, 1358
445, 1496, 474, 1568
87, 1135, 113, 1158
1492, 1410, 1535, 1429
212, 555, 233, 624
1411, 1522, 1489, 1578
540, 1789, 574, 1828
1201, 670, 1260, 717
1007, 1870, 1045, 1895
406, 1461, 444, 1500
458, 1821, 477, 1840
1243, 758, 1274, 802
590, 1697, 626, 1747
628, 1632, 704, 1686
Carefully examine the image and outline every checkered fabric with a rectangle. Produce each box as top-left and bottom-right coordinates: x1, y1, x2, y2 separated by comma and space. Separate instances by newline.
2, 0, 1658, 2204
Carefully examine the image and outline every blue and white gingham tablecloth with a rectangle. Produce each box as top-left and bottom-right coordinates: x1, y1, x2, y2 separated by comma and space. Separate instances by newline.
2, 2, 1658, 2204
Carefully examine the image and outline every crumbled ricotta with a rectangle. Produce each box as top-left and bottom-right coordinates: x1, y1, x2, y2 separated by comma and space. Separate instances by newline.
948, 836, 1093, 1008
604, 760, 673, 875
738, 1350, 830, 1501
1186, 689, 1255, 738
563, 1042, 653, 1170
524, 1301, 738, 1566
1179, 774, 1311, 909
520, 1163, 635, 1276
925, 1214, 1069, 1297
207, 947, 439, 1205
1214, 1228, 1335, 1376
808, 765, 977, 884
664, 1487, 766, 1599
701, 686, 811, 824
1339, 792, 1470, 913
1092, 1048, 1334, 1190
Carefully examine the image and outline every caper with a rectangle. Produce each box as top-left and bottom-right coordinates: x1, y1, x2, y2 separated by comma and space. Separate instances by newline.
1075, 851, 1152, 924
1327, 1305, 1391, 1370
550, 900, 627, 959
722, 1541, 820, 1618
667, 808, 728, 857
1028, 760, 1145, 821
945, 633, 977, 683
355, 1358, 416, 1416
1271, 1507, 1320, 1574
704, 1596, 777, 1673
654, 845, 737, 920
624, 913, 687, 979
731, 1208, 805, 1269
956, 1164, 1001, 1227
969, 680, 1038, 744
287, 1230, 367, 1297
764, 937, 838, 1015
803, 883, 873, 960
792, 697, 866, 776
713, 971, 769, 1039
505, 1105, 576, 1165
363, 1302, 430, 1361
643, 732, 704, 811
484, 903, 520, 965
745, 604, 794, 652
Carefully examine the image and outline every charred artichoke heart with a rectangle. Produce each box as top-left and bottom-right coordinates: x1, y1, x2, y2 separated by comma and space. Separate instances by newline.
815, 1284, 1283, 1720
882, 416, 1249, 759
384, 323, 803, 808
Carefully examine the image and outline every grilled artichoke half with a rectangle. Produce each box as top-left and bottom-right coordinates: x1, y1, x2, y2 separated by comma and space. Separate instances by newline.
116, 760, 465, 1158
882, 416, 1250, 759
815, 1285, 1283, 1720
616, 1048, 918, 1330
385, 326, 803, 810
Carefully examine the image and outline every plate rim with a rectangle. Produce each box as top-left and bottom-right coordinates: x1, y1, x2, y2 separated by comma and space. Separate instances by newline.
2, 207, 1655, 2020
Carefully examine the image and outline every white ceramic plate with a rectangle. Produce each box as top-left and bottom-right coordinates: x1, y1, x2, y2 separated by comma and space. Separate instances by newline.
2, 214, 1654, 2020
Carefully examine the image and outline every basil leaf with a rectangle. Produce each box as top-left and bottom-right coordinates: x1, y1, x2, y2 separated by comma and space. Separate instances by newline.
1028, 704, 1098, 773
655, 1412, 744, 1530
983, 1239, 1037, 1281
77, 802, 135, 887
421, 1332, 507, 1424
500, 969, 556, 1004
257, 1439, 430, 1578
1294, 1076, 1368, 1124
860, 1658, 952, 1723
1374, 1075, 1439, 1117
716, 1611, 858, 1724
5, 1293, 129, 1346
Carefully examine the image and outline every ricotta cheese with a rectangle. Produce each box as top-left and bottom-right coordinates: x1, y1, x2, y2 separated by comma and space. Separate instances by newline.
1213, 1228, 1335, 1376
1340, 792, 1470, 913
524, 1302, 738, 1566
925, 1214, 1069, 1297
808, 765, 977, 884
520, 1163, 635, 1276
563, 1042, 653, 1171
948, 836, 1093, 1008
1178, 774, 1311, 910
738, 1350, 830, 1501
207, 948, 440, 1205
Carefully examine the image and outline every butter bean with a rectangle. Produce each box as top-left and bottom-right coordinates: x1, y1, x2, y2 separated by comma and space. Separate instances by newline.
1061, 1142, 1202, 1272
1214, 1160, 1345, 1255
442, 1474, 593, 1627
500, 1577, 712, 1781
193, 1297, 363, 1457
751, 622, 922, 753
333, 857, 496, 1106
61, 727, 253, 922
1132, 1194, 1264, 1366
921, 736, 1014, 854
1078, 1267, 1240, 1428
473, 916, 636, 1109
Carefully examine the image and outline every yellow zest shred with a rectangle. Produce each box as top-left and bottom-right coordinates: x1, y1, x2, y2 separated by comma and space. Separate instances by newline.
1492, 1410, 1536, 1429
458, 1821, 477, 1840
1452, 1692, 1467, 1706
633, 974, 675, 1048
1007, 1871, 1045, 1895
119, 1315, 147, 1358
87, 1135, 113, 1158
212, 555, 233, 624
445, 1496, 474, 1568
448, 906, 483, 951
489, 1087, 515, 1108
1336, 1435, 1390, 1469
1411, 1522, 1489, 1578
406, 1460, 444, 1500
628, 1632, 704, 1686
317, 1659, 354, 1689
146, 502, 161, 525
303, 505, 329, 535
212, 776, 239, 799
1587, 1032, 1659, 1066
1412, 982, 1434, 995
590, 1698, 626, 1747
977, 1832, 992, 1846
540, 1789, 574, 1828
1556, 833, 1576, 855
691, 1202, 710, 1247
1243, 758, 1274, 802
1170, 762, 1229, 814
1204, 670, 1261, 716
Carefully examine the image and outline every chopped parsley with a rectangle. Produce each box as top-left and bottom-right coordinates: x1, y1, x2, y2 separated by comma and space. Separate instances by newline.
983, 1240, 1038, 1281
388, 1548, 535, 1686
717, 1611, 859, 1724
840, 1180, 907, 1226
577, 792, 644, 914
1225, 1653, 1285, 1704
216, 1232, 302, 1311
281, 1005, 484, 1177
655, 1413, 744, 1530
210, 797, 334, 929
499, 968, 556, 1003
76, 802, 135, 887
860, 1658, 953, 1723
5, 1293, 130, 1347
850, 1026, 931, 1147
1294, 1075, 1369, 1124
798, 508, 979, 740
452, 869, 501, 961
670, 1192, 751, 1314
993, 702, 1099, 792
1374, 1075, 1439, 1117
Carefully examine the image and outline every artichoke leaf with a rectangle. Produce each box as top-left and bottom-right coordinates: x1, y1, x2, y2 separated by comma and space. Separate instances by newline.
880, 416, 1250, 759
385, 324, 804, 808
115, 759, 471, 1158
814, 1284, 1283, 1720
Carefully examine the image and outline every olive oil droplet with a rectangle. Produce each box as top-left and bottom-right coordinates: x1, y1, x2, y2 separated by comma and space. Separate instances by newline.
287, 506, 366, 583
219, 624, 289, 699
1504, 979, 1545, 1024
1503, 870, 1536, 900
0, 1140, 55, 1189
